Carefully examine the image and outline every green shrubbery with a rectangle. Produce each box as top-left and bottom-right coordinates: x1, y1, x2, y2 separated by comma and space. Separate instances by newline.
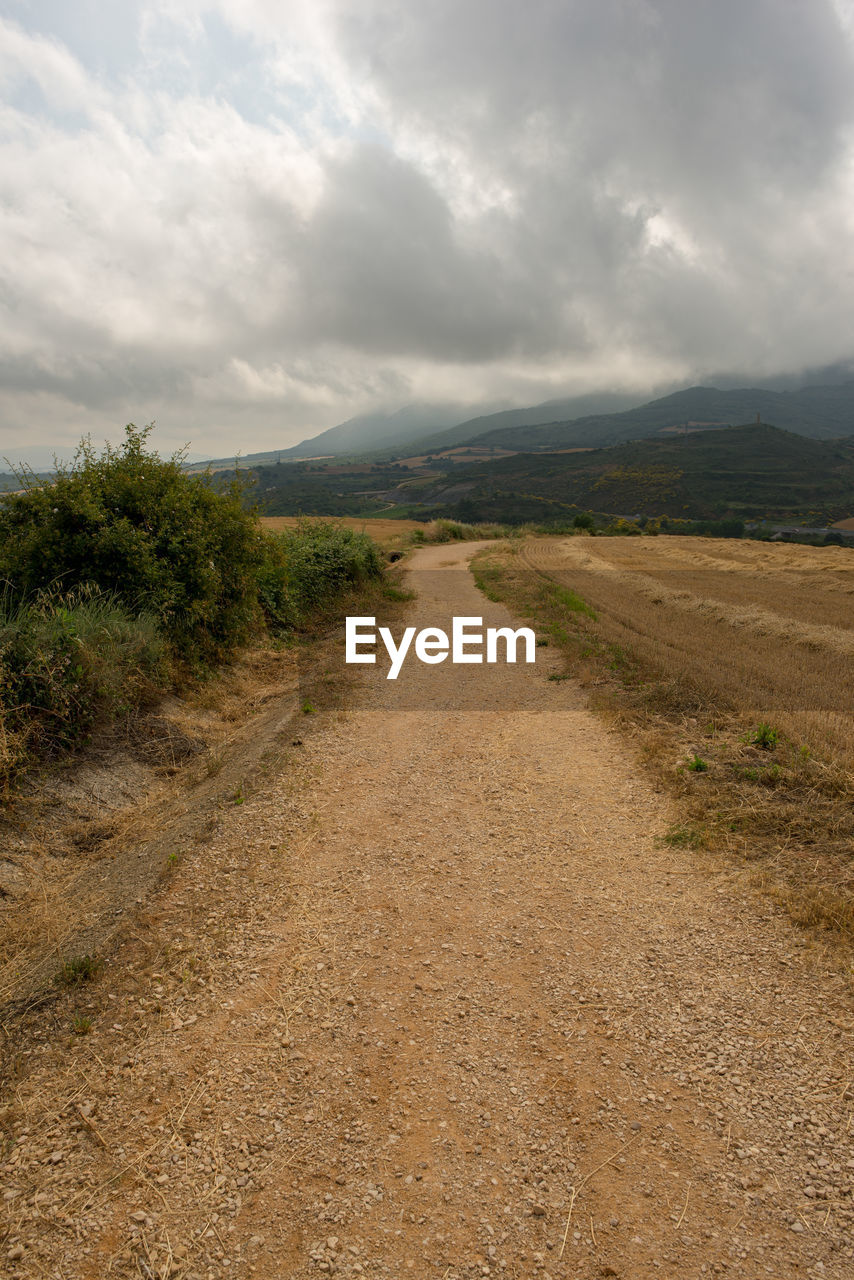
0, 426, 385, 787
272, 521, 383, 622
0, 425, 265, 662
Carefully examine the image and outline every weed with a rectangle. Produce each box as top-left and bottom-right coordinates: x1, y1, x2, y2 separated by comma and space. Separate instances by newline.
751, 723, 779, 750
232, 785, 245, 805
301, 699, 316, 715
71, 1014, 92, 1035
549, 584, 597, 620
686, 754, 709, 773
662, 823, 706, 849
382, 583, 416, 602
56, 955, 100, 986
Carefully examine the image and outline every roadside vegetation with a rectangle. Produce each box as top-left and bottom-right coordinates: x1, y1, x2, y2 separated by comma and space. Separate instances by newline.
472, 534, 854, 946
0, 426, 384, 791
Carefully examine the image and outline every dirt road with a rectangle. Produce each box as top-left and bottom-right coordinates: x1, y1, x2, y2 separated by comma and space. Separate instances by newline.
2, 543, 853, 1279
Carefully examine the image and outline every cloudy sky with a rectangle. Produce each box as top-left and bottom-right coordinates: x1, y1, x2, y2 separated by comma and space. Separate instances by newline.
2, 0, 854, 459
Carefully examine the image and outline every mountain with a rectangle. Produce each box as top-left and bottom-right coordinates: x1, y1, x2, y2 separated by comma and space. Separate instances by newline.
281, 403, 480, 459
447, 382, 854, 453
408, 424, 854, 524
403, 391, 647, 454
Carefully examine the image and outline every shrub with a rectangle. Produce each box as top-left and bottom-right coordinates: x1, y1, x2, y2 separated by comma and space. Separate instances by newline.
272, 521, 383, 623
0, 425, 266, 662
255, 534, 297, 632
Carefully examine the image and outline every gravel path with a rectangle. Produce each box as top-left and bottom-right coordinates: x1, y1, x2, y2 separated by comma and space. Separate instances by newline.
2, 542, 853, 1279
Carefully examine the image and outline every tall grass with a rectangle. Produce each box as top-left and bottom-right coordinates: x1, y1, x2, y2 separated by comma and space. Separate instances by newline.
0, 585, 166, 784
412, 519, 511, 543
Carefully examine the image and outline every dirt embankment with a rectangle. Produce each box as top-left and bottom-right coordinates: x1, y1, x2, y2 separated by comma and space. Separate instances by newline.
1, 542, 853, 1279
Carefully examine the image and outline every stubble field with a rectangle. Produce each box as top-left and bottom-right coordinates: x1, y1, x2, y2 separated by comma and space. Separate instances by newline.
475, 532, 854, 941
519, 534, 854, 769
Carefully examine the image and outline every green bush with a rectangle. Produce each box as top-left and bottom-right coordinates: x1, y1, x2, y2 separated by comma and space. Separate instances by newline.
255, 534, 297, 632
0, 425, 266, 662
0, 428, 389, 785
271, 521, 383, 622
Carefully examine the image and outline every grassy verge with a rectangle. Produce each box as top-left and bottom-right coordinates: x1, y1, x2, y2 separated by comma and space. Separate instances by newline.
0, 587, 167, 789
471, 542, 854, 950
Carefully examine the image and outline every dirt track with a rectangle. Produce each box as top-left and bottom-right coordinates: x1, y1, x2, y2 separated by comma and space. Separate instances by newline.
2, 542, 854, 1279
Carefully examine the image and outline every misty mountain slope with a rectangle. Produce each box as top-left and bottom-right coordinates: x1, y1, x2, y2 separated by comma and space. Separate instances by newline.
458, 382, 854, 452
404, 390, 646, 453
278, 379, 854, 465
281, 404, 474, 458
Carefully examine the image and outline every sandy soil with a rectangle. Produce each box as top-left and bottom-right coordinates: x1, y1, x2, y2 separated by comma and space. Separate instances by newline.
1, 542, 853, 1279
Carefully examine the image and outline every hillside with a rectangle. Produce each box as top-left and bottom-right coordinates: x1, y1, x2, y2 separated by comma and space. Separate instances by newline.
409, 423, 854, 523
404, 389, 645, 453
270, 378, 854, 465
280, 402, 476, 459
443, 381, 854, 453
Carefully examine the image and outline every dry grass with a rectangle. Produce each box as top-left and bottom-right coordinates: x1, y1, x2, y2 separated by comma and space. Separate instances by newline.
475, 534, 854, 947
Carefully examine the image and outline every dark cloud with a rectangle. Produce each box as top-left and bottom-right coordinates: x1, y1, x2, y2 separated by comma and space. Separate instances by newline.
1, 0, 854, 455
293, 144, 573, 361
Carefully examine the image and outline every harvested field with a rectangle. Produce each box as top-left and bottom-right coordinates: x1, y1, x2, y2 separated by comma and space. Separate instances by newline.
520, 534, 854, 769
260, 515, 419, 552
470, 533, 854, 941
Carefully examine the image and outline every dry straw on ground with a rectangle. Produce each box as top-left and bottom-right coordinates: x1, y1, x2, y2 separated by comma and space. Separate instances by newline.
478, 533, 854, 942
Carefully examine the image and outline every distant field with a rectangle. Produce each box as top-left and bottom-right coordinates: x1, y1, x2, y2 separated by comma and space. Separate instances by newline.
260, 515, 420, 551
521, 534, 854, 767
